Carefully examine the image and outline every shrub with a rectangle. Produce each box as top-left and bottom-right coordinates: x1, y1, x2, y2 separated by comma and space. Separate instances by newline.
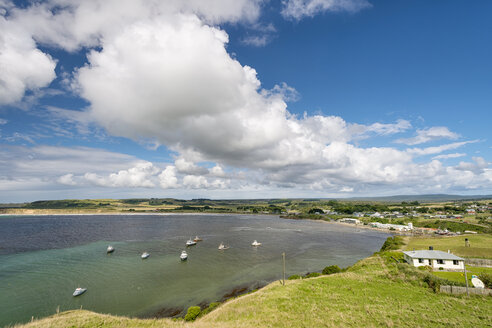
305, 272, 322, 278
200, 302, 220, 316
478, 273, 492, 288
423, 274, 441, 292
322, 265, 342, 275
184, 306, 201, 321
380, 236, 404, 251
288, 274, 302, 280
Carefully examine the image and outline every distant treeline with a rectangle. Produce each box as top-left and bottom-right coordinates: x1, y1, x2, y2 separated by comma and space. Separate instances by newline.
24, 200, 95, 209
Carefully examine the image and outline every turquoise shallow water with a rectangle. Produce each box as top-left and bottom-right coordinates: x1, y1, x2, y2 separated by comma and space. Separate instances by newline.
0, 214, 389, 326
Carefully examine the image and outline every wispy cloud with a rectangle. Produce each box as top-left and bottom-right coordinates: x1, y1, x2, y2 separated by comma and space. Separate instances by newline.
281, 0, 372, 20
241, 35, 271, 47
396, 126, 459, 145
433, 153, 466, 160
407, 140, 478, 156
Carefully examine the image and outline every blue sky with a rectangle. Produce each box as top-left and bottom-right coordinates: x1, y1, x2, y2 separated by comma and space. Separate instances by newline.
0, 0, 491, 202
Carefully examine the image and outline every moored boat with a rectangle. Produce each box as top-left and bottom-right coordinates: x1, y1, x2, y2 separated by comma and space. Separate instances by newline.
141, 252, 150, 259
193, 236, 203, 242
218, 242, 229, 250
73, 287, 87, 297
107, 245, 115, 253
186, 239, 197, 246
180, 250, 188, 261
251, 240, 262, 246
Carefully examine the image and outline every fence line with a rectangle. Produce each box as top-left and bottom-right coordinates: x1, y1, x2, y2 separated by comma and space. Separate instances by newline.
440, 285, 492, 296
466, 258, 492, 267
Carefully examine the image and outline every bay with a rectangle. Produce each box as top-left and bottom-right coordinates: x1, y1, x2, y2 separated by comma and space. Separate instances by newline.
0, 214, 389, 326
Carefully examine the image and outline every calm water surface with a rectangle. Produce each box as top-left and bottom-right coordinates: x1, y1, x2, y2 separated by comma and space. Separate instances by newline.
0, 214, 389, 326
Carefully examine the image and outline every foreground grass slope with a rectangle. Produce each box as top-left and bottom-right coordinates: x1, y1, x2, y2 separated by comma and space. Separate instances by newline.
404, 234, 492, 259
18, 255, 491, 328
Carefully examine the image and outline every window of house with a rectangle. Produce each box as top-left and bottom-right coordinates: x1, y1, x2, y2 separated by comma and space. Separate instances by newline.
428, 259, 432, 265
453, 260, 459, 265
437, 259, 444, 264
418, 258, 424, 263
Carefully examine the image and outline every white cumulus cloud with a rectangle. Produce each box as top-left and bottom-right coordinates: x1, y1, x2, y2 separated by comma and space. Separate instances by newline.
0, 16, 56, 105
84, 162, 159, 188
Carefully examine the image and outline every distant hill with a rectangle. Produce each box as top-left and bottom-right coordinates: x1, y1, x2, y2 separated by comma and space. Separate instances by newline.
339, 194, 492, 203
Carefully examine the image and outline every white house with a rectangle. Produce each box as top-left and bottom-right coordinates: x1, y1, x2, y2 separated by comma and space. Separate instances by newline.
403, 249, 465, 271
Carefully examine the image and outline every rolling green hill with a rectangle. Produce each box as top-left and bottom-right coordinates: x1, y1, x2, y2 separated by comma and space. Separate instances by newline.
17, 253, 491, 328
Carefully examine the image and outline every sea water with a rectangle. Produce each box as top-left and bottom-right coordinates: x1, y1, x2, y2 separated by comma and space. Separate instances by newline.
0, 214, 389, 326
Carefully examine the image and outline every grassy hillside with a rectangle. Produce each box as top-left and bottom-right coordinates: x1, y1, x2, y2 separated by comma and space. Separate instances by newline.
17, 254, 491, 328
404, 234, 492, 259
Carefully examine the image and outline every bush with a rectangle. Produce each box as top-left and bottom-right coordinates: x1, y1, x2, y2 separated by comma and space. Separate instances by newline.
322, 265, 342, 275
288, 274, 302, 280
200, 302, 220, 316
423, 274, 441, 292
184, 306, 201, 321
478, 273, 492, 288
305, 272, 322, 278
418, 265, 432, 272
380, 236, 404, 251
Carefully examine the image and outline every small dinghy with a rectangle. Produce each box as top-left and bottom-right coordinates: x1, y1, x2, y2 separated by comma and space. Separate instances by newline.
251, 240, 262, 246
141, 252, 150, 259
107, 245, 115, 253
193, 236, 203, 242
180, 250, 188, 261
73, 287, 87, 297
471, 275, 485, 288
218, 242, 229, 250
186, 239, 197, 246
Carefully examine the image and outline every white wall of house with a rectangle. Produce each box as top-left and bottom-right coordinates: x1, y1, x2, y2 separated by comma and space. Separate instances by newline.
404, 254, 464, 270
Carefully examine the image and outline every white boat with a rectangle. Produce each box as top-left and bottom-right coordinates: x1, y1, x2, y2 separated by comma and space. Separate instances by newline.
193, 236, 203, 242
251, 240, 262, 246
218, 242, 229, 250
186, 239, 197, 246
141, 252, 150, 259
73, 287, 87, 297
180, 250, 188, 261
107, 245, 115, 253
471, 276, 485, 288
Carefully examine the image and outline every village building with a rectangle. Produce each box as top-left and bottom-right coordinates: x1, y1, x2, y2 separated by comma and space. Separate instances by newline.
339, 218, 361, 224
403, 248, 465, 271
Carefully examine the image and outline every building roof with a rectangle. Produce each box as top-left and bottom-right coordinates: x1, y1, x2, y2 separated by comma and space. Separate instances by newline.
403, 250, 464, 261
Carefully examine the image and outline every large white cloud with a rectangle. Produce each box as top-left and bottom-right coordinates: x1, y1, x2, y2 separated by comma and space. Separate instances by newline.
1, 0, 490, 200
0, 16, 56, 105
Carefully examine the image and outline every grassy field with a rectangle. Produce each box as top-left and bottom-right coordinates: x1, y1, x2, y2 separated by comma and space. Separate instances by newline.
404, 234, 492, 259
17, 255, 491, 328
433, 266, 492, 285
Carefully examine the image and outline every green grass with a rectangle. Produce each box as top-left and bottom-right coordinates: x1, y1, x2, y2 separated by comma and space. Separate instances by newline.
433, 266, 492, 285
17, 255, 492, 328
404, 234, 492, 259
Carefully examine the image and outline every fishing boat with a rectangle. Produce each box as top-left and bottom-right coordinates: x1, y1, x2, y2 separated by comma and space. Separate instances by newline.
73, 287, 87, 297
141, 252, 150, 259
251, 240, 262, 246
218, 242, 229, 250
180, 250, 188, 261
193, 236, 203, 242
186, 239, 197, 246
107, 245, 115, 253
